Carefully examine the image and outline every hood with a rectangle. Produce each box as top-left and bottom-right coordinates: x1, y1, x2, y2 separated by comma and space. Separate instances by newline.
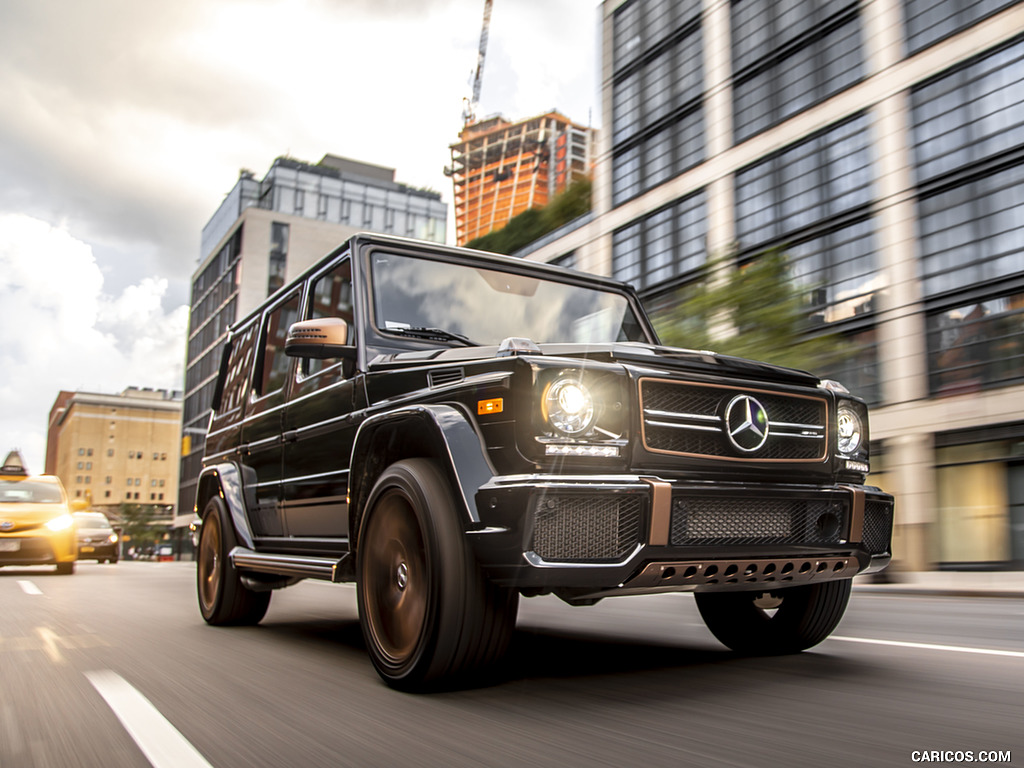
368, 340, 820, 387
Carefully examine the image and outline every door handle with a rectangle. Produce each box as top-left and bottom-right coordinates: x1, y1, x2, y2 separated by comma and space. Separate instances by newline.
283, 430, 298, 443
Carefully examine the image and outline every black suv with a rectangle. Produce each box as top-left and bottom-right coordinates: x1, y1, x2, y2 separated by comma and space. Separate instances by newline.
194, 233, 893, 689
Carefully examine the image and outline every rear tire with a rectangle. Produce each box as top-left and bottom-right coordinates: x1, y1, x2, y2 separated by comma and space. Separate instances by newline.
695, 578, 852, 655
55, 562, 75, 575
197, 496, 270, 626
357, 459, 518, 690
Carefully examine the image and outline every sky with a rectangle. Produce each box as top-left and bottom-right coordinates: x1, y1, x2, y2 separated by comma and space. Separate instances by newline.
0, 0, 601, 472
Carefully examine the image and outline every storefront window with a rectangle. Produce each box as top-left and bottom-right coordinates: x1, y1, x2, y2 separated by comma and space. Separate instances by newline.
935, 442, 1014, 564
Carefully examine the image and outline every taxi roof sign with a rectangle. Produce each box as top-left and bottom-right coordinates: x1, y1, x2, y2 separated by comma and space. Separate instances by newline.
1, 450, 29, 476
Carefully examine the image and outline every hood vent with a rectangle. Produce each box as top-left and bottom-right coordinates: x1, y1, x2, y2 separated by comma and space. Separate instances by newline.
428, 368, 465, 389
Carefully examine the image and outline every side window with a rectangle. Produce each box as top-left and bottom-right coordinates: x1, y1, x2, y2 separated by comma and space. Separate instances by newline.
306, 259, 354, 376
255, 291, 301, 397
217, 324, 257, 413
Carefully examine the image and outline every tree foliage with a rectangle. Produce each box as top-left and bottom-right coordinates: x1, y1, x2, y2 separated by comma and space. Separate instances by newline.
467, 178, 592, 255
656, 248, 853, 373
117, 503, 167, 548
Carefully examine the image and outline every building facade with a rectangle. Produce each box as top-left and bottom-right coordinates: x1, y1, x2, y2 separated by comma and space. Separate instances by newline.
526, 0, 1024, 570
46, 387, 182, 516
448, 111, 595, 245
179, 155, 448, 530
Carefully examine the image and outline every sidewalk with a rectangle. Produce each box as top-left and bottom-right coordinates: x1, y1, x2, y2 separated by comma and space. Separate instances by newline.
853, 570, 1024, 599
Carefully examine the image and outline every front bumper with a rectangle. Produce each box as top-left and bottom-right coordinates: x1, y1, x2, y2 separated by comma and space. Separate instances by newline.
468, 475, 894, 599
0, 532, 77, 566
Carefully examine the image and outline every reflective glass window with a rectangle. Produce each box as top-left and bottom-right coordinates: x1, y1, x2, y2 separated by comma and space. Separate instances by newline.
611, 191, 707, 291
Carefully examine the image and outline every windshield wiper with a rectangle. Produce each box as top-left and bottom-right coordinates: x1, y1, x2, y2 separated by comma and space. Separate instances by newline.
384, 326, 479, 347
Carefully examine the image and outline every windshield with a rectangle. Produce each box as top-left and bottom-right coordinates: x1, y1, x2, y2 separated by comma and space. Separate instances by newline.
74, 512, 112, 529
0, 480, 63, 503
369, 251, 649, 346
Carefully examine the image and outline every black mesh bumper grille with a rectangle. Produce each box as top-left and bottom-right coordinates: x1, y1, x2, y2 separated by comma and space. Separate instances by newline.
530, 495, 643, 562
669, 496, 848, 547
862, 498, 894, 555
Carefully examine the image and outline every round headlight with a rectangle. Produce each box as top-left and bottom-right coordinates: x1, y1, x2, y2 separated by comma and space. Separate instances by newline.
544, 379, 596, 436
837, 406, 863, 455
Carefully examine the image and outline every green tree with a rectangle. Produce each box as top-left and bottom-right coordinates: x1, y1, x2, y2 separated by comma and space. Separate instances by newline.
117, 503, 166, 551
467, 178, 592, 254
657, 248, 852, 373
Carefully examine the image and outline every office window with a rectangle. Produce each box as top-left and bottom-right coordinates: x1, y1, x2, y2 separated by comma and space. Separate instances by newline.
917, 164, 1024, 297
268, 222, 289, 296
611, 1, 705, 206
612, 191, 707, 291
904, 0, 1024, 54
912, 38, 1024, 183
928, 291, 1024, 396
731, 0, 863, 143
736, 115, 873, 241
912, 41, 1024, 303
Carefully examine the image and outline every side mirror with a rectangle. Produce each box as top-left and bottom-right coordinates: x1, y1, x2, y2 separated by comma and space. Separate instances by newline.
285, 317, 357, 360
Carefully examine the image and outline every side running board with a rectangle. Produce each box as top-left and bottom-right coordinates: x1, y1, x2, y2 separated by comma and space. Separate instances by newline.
229, 547, 353, 583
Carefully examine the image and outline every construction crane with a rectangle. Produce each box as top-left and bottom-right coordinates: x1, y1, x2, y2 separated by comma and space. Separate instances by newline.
462, 0, 493, 126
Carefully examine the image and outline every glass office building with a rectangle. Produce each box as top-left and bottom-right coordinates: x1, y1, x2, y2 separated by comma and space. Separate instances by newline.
527, 0, 1024, 570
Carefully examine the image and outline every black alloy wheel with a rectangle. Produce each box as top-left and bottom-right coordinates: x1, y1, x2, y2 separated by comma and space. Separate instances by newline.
357, 459, 518, 691
197, 496, 270, 626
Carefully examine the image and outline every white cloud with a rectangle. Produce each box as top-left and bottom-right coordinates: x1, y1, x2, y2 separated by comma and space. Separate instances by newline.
0, 214, 188, 473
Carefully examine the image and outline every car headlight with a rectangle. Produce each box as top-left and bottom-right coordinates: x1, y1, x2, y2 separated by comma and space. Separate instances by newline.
544, 378, 596, 436
46, 513, 74, 532
837, 405, 864, 456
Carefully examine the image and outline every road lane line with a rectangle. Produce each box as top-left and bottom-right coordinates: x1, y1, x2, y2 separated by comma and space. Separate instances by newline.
831, 636, 1024, 658
85, 670, 215, 768
35, 627, 65, 665
17, 580, 42, 595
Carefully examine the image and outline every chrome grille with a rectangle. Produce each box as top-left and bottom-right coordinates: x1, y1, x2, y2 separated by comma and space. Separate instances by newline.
669, 496, 848, 547
530, 494, 642, 562
641, 379, 828, 461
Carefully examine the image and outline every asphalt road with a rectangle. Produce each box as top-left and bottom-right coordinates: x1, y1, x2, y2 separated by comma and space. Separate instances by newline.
1, 560, 1021, 768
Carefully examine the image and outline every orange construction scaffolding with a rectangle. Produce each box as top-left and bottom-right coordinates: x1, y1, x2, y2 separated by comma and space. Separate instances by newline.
448, 111, 593, 246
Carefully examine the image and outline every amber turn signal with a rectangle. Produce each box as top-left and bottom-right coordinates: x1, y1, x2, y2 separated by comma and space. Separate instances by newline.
478, 398, 503, 415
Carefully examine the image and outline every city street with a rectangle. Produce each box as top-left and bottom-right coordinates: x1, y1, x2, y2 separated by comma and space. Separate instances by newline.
1, 561, 1020, 768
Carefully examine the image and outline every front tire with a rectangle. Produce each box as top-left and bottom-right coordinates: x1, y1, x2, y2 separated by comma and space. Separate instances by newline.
357, 459, 518, 690
695, 578, 852, 655
197, 496, 270, 626
55, 561, 75, 575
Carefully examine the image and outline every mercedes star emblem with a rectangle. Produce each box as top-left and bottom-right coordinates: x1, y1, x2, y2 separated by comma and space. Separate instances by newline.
724, 394, 770, 452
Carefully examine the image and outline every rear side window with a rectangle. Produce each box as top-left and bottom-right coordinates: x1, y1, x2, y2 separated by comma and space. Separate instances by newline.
216, 323, 257, 414
255, 292, 301, 398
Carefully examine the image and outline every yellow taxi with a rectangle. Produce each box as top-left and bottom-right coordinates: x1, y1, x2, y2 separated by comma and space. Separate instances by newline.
0, 450, 78, 574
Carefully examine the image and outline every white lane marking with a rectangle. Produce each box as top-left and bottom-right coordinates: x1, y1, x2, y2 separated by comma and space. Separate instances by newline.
831, 635, 1024, 659
85, 670, 215, 768
17, 580, 42, 596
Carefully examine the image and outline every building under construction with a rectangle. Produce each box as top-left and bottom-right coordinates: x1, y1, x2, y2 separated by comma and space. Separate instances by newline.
448, 111, 594, 246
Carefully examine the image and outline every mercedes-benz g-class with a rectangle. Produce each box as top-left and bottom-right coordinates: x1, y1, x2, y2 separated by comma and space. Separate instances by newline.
194, 233, 893, 690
